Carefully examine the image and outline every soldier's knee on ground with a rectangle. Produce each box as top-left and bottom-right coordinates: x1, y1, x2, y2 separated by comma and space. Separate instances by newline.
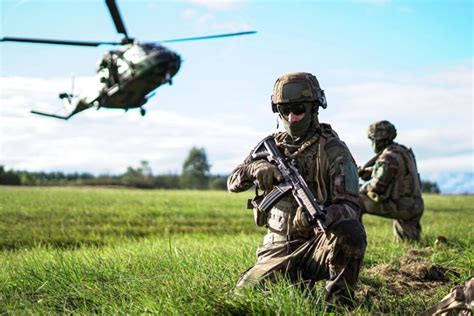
331, 219, 367, 258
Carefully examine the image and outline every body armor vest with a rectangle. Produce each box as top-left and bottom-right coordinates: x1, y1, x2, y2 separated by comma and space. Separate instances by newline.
384, 143, 422, 199
265, 124, 337, 236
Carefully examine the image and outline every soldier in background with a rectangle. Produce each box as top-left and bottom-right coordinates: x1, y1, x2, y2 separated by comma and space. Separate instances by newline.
97, 51, 120, 87
228, 72, 366, 309
358, 120, 424, 242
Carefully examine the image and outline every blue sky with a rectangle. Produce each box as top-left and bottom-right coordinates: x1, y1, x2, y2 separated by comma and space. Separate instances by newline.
0, 0, 472, 190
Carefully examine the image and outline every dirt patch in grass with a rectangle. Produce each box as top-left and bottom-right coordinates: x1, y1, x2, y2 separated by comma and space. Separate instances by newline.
358, 247, 459, 310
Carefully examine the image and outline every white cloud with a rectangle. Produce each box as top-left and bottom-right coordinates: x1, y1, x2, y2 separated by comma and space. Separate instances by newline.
197, 12, 215, 24
320, 62, 473, 180
181, 8, 198, 19
180, 8, 215, 28
180, 2, 254, 32
213, 21, 254, 33
419, 154, 473, 173
0, 76, 262, 174
0, 61, 472, 177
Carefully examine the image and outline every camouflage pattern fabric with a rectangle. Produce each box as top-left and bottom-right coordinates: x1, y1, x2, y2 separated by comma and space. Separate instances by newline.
359, 142, 424, 242
228, 123, 366, 304
421, 277, 474, 315
367, 120, 397, 141
270, 72, 327, 113
359, 194, 424, 241
271, 72, 321, 105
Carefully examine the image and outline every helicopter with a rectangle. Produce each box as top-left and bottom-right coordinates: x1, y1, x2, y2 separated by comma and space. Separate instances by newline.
0, 0, 256, 120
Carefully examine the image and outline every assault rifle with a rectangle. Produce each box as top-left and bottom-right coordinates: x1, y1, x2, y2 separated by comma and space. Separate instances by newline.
249, 135, 327, 232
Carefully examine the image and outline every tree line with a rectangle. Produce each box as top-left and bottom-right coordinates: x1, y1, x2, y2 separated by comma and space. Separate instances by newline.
0, 146, 440, 193
0, 147, 227, 190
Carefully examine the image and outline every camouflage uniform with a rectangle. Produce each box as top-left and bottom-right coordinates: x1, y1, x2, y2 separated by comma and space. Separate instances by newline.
359, 121, 424, 242
228, 72, 366, 306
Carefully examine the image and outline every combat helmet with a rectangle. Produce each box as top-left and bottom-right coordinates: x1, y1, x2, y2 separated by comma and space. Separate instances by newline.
271, 72, 327, 113
367, 120, 397, 141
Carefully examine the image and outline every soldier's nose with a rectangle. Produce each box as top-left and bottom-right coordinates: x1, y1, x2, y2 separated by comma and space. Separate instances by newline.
286, 112, 305, 123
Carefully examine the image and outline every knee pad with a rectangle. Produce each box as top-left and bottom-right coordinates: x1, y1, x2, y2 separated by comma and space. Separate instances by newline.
331, 219, 367, 258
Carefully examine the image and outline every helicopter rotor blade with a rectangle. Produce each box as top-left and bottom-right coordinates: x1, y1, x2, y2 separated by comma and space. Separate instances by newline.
159, 31, 257, 43
105, 0, 129, 40
0, 37, 122, 47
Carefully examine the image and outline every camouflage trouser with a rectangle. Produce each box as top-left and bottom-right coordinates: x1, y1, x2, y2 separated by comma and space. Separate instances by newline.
236, 219, 366, 304
359, 194, 424, 242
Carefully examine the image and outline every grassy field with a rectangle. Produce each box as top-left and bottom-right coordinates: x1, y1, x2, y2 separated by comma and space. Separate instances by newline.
1, 186, 473, 314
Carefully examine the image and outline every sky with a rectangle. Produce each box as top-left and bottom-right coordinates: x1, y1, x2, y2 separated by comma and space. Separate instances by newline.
0, 0, 472, 189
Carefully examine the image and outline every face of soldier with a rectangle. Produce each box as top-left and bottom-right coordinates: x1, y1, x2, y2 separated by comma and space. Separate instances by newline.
278, 103, 305, 116
283, 112, 305, 123
371, 138, 387, 154
278, 103, 313, 139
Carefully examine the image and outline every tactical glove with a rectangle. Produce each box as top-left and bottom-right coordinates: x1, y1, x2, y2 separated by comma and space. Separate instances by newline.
293, 206, 310, 230
247, 160, 283, 191
358, 166, 373, 181
359, 182, 369, 194
293, 206, 329, 231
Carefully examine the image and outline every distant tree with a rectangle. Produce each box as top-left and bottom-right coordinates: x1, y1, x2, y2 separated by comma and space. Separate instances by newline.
209, 176, 228, 190
0, 166, 21, 185
140, 160, 152, 178
154, 174, 181, 189
122, 160, 154, 188
181, 147, 211, 189
421, 180, 441, 194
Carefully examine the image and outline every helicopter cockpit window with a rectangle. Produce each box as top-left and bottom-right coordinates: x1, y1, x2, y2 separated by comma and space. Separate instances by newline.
142, 43, 161, 53
116, 58, 130, 76
123, 45, 148, 64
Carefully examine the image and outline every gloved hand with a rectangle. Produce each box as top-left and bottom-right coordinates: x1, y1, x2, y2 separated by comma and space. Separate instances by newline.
293, 206, 329, 231
293, 206, 310, 230
359, 182, 370, 194
358, 166, 373, 181
246, 160, 283, 191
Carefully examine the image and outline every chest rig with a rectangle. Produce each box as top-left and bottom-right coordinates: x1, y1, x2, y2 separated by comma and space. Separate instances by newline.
264, 125, 334, 235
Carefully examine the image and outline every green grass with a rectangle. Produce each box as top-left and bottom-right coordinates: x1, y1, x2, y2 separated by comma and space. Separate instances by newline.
1, 186, 473, 314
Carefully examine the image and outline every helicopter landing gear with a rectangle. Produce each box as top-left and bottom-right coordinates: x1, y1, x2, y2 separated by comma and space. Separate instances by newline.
164, 72, 172, 85
140, 108, 146, 116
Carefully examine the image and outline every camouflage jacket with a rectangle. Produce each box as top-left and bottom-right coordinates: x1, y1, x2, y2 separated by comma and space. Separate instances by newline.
366, 142, 422, 201
227, 123, 361, 235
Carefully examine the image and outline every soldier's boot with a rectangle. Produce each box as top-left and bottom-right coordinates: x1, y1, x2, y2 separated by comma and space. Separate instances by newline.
393, 219, 421, 242
393, 196, 424, 242
324, 256, 362, 312
324, 285, 355, 312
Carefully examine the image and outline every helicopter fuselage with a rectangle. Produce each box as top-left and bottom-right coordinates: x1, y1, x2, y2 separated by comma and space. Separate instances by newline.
2, 0, 255, 119
95, 42, 181, 109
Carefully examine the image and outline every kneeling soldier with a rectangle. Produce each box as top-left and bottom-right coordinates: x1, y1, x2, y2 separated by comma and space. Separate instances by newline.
228, 72, 366, 308
358, 120, 424, 242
